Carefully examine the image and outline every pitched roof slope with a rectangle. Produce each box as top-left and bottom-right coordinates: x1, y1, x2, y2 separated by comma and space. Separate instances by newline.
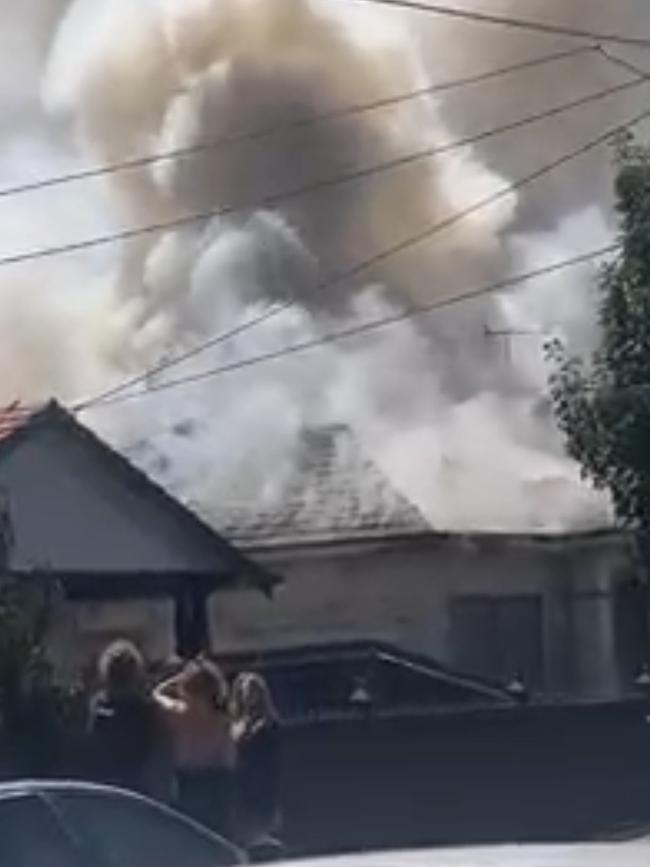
210, 424, 431, 545
0, 401, 277, 594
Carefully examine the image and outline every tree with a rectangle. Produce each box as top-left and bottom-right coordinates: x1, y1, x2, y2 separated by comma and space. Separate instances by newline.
0, 496, 51, 719
0, 576, 65, 774
0, 577, 53, 710
0, 504, 70, 774
549, 134, 650, 531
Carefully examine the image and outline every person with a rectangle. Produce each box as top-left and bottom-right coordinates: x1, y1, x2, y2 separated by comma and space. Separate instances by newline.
87, 640, 173, 800
153, 658, 236, 837
231, 672, 282, 849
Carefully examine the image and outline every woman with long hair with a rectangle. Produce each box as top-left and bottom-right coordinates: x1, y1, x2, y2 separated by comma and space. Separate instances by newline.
231, 672, 282, 848
88, 640, 173, 801
153, 658, 236, 837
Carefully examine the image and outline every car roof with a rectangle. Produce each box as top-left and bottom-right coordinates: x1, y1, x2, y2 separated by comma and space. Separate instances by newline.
0, 779, 144, 800
285, 842, 650, 867
0, 779, 245, 857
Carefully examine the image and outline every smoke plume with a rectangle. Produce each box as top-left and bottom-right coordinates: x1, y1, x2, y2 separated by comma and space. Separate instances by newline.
3, 0, 649, 531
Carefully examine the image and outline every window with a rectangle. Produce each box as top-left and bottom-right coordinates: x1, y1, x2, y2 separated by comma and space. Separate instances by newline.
55, 791, 240, 867
451, 594, 543, 688
0, 794, 78, 867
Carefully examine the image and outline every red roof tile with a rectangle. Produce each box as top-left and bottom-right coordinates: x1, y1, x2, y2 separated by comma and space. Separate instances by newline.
0, 402, 35, 441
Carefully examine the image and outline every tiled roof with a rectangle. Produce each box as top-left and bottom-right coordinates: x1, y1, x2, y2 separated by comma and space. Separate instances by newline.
206, 424, 431, 545
0, 402, 37, 441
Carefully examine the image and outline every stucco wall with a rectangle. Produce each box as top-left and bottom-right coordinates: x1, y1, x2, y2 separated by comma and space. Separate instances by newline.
209, 531, 638, 700
48, 598, 176, 679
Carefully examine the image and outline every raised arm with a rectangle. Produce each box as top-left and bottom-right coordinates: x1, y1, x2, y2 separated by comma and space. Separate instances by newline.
153, 672, 187, 713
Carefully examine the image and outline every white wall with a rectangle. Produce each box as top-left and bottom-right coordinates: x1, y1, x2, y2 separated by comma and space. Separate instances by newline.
209, 532, 636, 700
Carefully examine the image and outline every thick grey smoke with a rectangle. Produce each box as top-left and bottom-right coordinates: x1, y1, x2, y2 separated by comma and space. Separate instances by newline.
4, 0, 648, 531
0, 0, 115, 405
412, 0, 650, 225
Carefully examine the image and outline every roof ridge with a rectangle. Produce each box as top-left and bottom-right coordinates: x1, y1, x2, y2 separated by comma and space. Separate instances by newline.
208, 423, 431, 542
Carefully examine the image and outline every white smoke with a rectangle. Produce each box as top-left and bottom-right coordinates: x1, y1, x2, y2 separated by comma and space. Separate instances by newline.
4, 0, 648, 532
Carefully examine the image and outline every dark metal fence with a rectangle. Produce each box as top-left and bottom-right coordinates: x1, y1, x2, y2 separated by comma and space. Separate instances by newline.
2, 690, 650, 856
280, 699, 650, 855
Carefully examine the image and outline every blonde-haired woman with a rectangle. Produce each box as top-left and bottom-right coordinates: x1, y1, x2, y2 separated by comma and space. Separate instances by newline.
232, 672, 281, 847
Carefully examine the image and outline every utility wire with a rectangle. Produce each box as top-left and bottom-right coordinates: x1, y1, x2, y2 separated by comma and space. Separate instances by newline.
77, 83, 650, 410
597, 46, 650, 80
0, 45, 596, 201
78, 243, 620, 409
1, 56, 640, 275
342, 0, 650, 49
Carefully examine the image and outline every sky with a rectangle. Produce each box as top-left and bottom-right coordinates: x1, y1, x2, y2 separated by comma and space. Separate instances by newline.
2, 0, 650, 532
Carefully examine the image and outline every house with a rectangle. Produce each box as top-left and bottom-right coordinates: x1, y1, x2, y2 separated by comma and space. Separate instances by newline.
207, 425, 645, 703
0, 401, 278, 676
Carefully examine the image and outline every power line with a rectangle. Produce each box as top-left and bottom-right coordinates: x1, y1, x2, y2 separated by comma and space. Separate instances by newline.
342, 0, 650, 49
2, 66, 641, 274
77, 93, 650, 411
598, 46, 650, 80
84, 304, 296, 407
77, 243, 620, 410
77, 77, 649, 407
0, 45, 596, 202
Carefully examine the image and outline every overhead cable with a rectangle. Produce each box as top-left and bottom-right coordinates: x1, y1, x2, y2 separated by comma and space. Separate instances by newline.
77, 93, 650, 410
2, 63, 643, 275
77, 244, 620, 409
0, 45, 596, 201
342, 0, 650, 49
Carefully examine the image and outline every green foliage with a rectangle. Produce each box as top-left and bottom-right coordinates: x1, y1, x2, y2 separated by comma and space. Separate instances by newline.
0, 577, 68, 774
549, 134, 650, 527
0, 577, 51, 686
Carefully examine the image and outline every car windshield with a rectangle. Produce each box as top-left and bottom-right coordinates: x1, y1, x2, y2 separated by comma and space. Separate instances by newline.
0, 794, 77, 867
54, 790, 241, 867
3, 1, 650, 865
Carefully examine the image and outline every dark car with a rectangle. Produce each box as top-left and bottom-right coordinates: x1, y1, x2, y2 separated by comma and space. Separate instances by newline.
0, 779, 243, 867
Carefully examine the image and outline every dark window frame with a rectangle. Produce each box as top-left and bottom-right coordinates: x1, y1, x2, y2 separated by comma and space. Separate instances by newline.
450, 592, 544, 688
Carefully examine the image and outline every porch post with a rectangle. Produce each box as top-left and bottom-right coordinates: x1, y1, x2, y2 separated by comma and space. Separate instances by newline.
174, 584, 210, 658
